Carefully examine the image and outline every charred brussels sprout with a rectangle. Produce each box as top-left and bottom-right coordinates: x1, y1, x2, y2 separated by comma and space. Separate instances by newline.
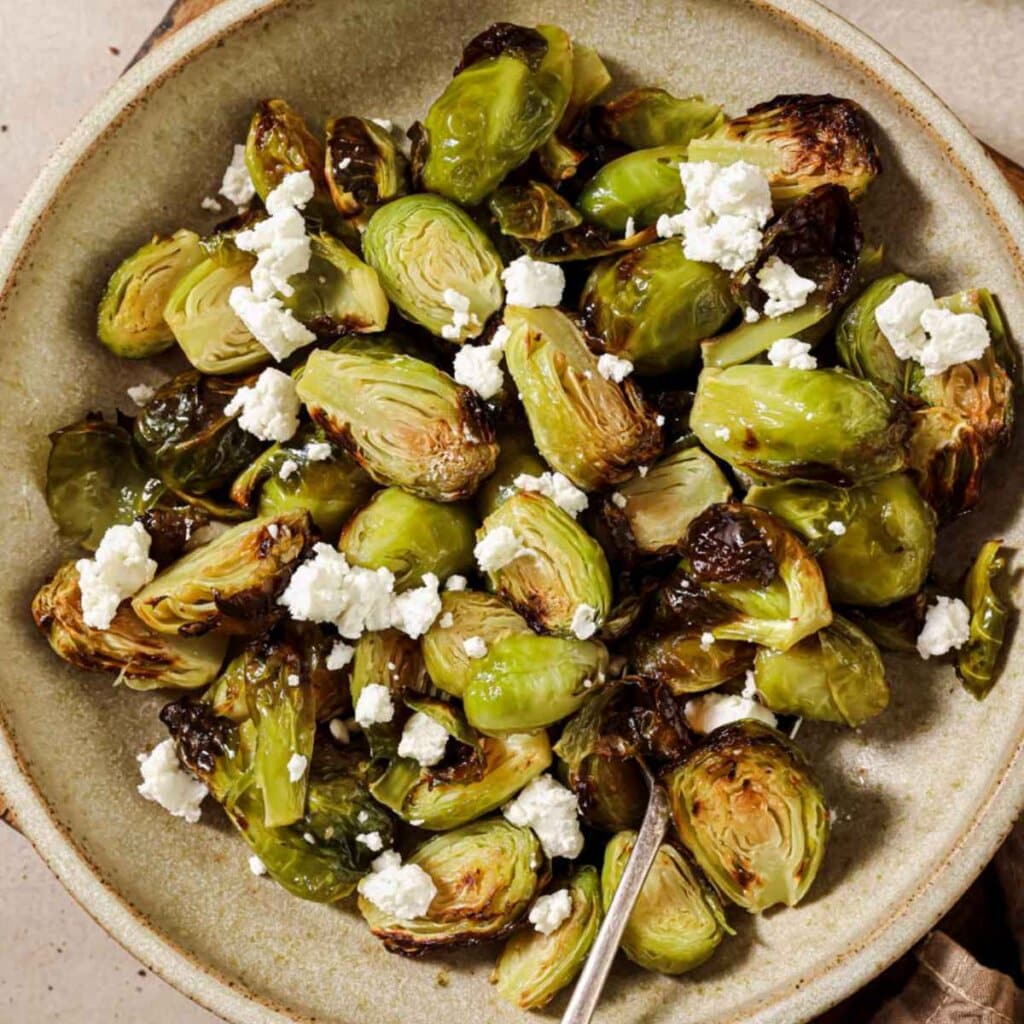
595, 88, 724, 149
474, 428, 547, 518
836, 273, 913, 392
754, 616, 889, 725
667, 720, 830, 912
504, 306, 663, 490
688, 94, 882, 203
339, 488, 476, 590
132, 513, 314, 637
582, 241, 736, 375
324, 115, 408, 226
296, 349, 498, 501
363, 195, 503, 341
419, 24, 572, 205
358, 818, 548, 952
630, 630, 754, 696
464, 632, 609, 734
46, 415, 161, 551
602, 832, 730, 974
133, 370, 264, 495
488, 181, 582, 242
577, 145, 690, 233
493, 866, 603, 1009
98, 229, 204, 357
245, 99, 328, 205
32, 563, 227, 691
958, 540, 1011, 700
692, 365, 907, 484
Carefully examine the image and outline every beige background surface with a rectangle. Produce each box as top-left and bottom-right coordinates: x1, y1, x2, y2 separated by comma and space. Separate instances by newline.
0, 1, 1021, 1021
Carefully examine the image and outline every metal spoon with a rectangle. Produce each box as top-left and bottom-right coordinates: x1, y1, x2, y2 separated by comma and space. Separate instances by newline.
561, 762, 671, 1024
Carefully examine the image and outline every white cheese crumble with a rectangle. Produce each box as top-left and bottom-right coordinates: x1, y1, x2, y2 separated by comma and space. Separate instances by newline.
279, 458, 299, 481
875, 281, 935, 359
529, 889, 573, 935
136, 739, 207, 823
224, 367, 300, 442
305, 441, 332, 461
228, 287, 315, 362
699, 631, 716, 651
286, 672, 299, 687
570, 603, 598, 640
452, 326, 507, 399
356, 830, 384, 852
684, 693, 778, 733
76, 522, 157, 630
610, 491, 628, 509
827, 520, 847, 536
358, 850, 437, 921
655, 212, 686, 239
391, 573, 442, 638
767, 337, 818, 370
200, 196, 223, 213
917, 308, 991, 377
326, 640, 355, 671
444, 574, 468, 592
757, 257, 817, 318
597, 353, 634, 382
513, 471, 588, 518
248, 855, 267, 876
328, 718, 350, 744
219, 144, 256, 207
439, 612, 455, 629
286, 753, 308, 782
440, 288, 482, 342
624, 216, 636, 238
303, 832, 317, 845
741, 670, 758, 699
504, 775, 584, 860
463, 636, 488, 659
745, 306, 761, 323
397, 711, 450, 767
655, 414, 666, 427
916, 596, 971, 659
713, 426, 731, 442
126, 383, 155, 406
354, 683, 395, 727
475, 526, 531, 573
502, 256, 565, 308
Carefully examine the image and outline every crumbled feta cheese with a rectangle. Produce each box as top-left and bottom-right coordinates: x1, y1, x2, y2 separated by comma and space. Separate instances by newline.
228, 286, 316, 361
445, 574, 468, 592
570, 603, 598, 640
303, 832, 316, 845
610, 491, 628, 509
278, 458, 299, 481
219, 144, 256, 206
440, 288, 482, 343
136, 739, 207, 823
328, 718, 350, 744
916, 596, 971, 659
827, 520, 847, 536
286, 672, 300, 688
200, 196, 223, 213
391, 573, 442, 638
624, 216, 636, 238
224, 368, 300, 442
638, 465, 649, 477
597, 353, 633, 382
354, 683, 395, 727
713, 426, 731, 442
680, 210, 764, 271
741, 670, 758, 700
76, 522, 157, 630
305, 441, 332, 461
326, 640, 355, 671
463, 636, 488, 659
745, 306, 761, 323
655, 212, 686, 239
918, 308, 990, 376
529, 889, 573, 935
358, 850, 437, 921
684, 693, 777, 733
699, 631, 716, 651
655, 414, 666, 427
502, 256, 565, 308
286, 753, 308, 782
513, 471, 588, 518
756, 257, 816, 318
875, 281, 936, 359
248, 855, 267, 876
127, 383, 155, 406
356, 831, 384, 852
767, 337, 818, 370
397, 711, 450, 767
453, 338, 504, 399
503, 775, 584, 859
439, 612, 454, 629
475, 526, 531, 572
336, 157, 352, 171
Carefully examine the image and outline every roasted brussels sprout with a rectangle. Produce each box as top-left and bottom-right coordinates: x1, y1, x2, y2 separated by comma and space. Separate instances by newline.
754, 616, 889, 725
906, 407, 986, 522
31, 563, 227, 691
488, 181, 583, 241
132, 513, 314, 637
296, 349, 498, 502
582, 241, 736, 374
958, 540, 1011, 700
45, 415, 162, 551
667, 720, 830, 912
324, 115, 409, 226
474, 428, 547, 519
139, 506, 214, 567
464, 632, 609, 734
577, 144, 689, 233
688, 94, 882, 203
479, 491, 612, 637
339, 488, 475, 591
504, 306, 663, 490
358, 818, 548, 952
692, 365, 907, 484
98, 229, 205, 358
519, 221, 658, 263
493, 866, 603, 1009
835, 273, 913, 392
133, 370, 265, 495
629, 630, 754, 696
595, 88, 724, 149
419, 23, 572, 205
421, 591, 531, 698
602, 832, 730, 974
245, 98, 328, 205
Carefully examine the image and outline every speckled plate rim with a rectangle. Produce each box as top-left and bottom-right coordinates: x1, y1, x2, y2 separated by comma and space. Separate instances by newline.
0, 2, 1022, 1022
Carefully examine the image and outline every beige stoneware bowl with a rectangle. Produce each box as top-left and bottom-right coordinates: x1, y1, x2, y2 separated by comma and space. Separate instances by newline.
1, 1, 1022, 1022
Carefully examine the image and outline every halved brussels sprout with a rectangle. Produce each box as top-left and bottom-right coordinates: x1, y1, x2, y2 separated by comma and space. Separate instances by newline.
958, 540, 1011, 700
629, 630, 754, 696
602, 832, 730, 974
906, 407, 986, 522
747, 474, 936, 607
493, 866, 603, 1009
667, 720, 830, 912
245, 98, 328, 204
32, 563, 227, 691
754, 616, 889, 725
597, 445, 732, 561
595, 88, 724, 149
582, 240, 736, 375
464, 632, 609, 734
474, 428, 547, 519
488, 181, 583, 241
692, 365, 907, 484
324, 115, 409, 226
577, 144, 689, 233
133, 370, 265, 495
98, 229, 205, 357
519, 221, 658, 263
339, 488, 476, 591
296, 349, 498, 502
139, 506, 213, 567
421, 591, 531, 698
358, 818, 548, 952
362, 194, 503, 340
132, 513, 314, 637
504, 306, 663, 490
45, 414, 162, 551
835, 273, 913, 392
688, 94, 882, 203
419, 24, 572, 205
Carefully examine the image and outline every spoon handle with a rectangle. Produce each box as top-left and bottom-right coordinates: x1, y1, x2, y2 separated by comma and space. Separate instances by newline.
560, 783, 672, 1024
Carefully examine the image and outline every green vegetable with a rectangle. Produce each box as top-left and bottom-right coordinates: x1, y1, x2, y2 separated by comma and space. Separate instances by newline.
958, 540, 1011, 699
835, 273, 914, 392
488, 181, 583, 241
324, 115, 409, 227
474, 428, 547, 519
595, 88, 724, 149
629, 630, 754, 696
